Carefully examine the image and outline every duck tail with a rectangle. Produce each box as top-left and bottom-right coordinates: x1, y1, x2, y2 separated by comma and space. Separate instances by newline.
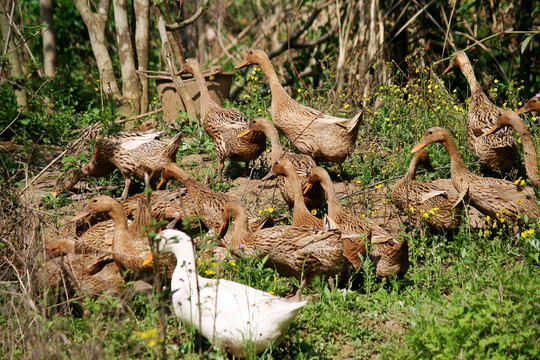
347, 110, 364, 133
166, 132, 184, 158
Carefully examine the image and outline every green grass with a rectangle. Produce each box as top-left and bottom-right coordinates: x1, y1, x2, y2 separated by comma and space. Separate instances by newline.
1, 51, 540, 359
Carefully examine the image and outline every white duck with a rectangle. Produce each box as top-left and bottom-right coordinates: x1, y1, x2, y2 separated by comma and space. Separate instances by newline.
151, 229, 307, 358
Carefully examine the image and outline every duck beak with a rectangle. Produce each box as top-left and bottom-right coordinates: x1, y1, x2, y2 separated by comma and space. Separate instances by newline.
217, 223, 228, 238
303, 183, 313, 195
411, 141, 427, 153
261, 170, 275, 181
142, 253, 153, 266
483, 125, 499, 137
234, 59, 250, 70
71, 208, 91, 222
237, 128, 250, 138
157, 178, 166, 190
515, 106, 528, 116
442, 63, 454, 75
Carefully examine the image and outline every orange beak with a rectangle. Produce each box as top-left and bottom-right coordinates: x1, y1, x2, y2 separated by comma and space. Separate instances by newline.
442, 63, 454, 75
234, 59, 250, 70
157, 178, 166, 190
217, 223, 228, 238
411, 141, 428, 153
237, 128, 250, 138
303, 183, 313, 195
483, 125, 499, 137
515, 107, 527, 116
261, 171, 275, 182
71, 208, 91, 222
142, 253, 153, 266
175, 69, 185, 76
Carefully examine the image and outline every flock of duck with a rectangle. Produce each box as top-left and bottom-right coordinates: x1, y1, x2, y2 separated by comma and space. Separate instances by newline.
45, 49, 539, 357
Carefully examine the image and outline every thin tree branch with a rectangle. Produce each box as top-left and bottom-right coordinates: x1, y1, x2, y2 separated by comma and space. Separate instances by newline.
165, 0, 209, 31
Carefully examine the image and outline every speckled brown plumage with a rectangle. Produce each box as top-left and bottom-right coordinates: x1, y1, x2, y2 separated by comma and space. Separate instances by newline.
44, 253, 124, 297
61, 131, 183, 199
391, 149, 464, 232
121, 188, 198, 226
412, 127, 539, 223
235, 50, 362, 163
181, 58, 266, 181
239, 117, 324, 209
485, 110, 539, 189
306, 167, 409, 278
271, 159, 324, 228
217, 203, 344, 296
72, 196, 175, 280
67, 199, 150, 255
444, 52, 518, 171
159, 163, 272, 234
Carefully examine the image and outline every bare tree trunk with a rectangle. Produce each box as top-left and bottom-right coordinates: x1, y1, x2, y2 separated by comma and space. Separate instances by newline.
40, 0, 56, 77
113, 0, 140, 115
157, 13, 197, 121
134, 0, 149, 113
73, 0, 122, 102
0, 0, 26, 107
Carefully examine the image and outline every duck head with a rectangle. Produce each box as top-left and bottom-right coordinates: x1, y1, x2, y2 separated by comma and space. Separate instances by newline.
235, 49, 269, 70
158, 163, 190, 189
411, 148, 436, 172
411, 127, 450, 153
175, 58, 200, 76
442, 52, 470, 75
484, 110, 523, 136
237, 117, 270, 138
517, 94, 540, 115
71, 196, 120, 222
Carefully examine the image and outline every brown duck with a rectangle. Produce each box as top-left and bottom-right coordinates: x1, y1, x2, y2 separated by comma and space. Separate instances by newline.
158, 162, 272, 234
60, 131, 183, 199
391, 149, 465, 232
238, 117, 324, 209
443, 52, 518, 171
235, 49, 362, 163
72, 196, 175, 280
217, 202, 344, 299
65, 199, 150, 256
305, 166, 409, 278
45, 253, 124, 297
484, 110, 539, 189
516, 94, 540, 115
412, 127, 539, 223
179, 58, 266, 181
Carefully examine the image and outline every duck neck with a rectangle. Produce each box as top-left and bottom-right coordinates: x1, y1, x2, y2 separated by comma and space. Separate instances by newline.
258, 59, 291, 105
263, 123, 285, 163
510, 122, 539, 188
459, 61, 482, 95
287, 171, 314, 225
439, 137, 473, 190
108, 204, 131, 254
190, 66, 216, 116
405, 159, 420, 182
228, 209, 252, 250
170, 244, 198, 291
318, 176, 342, 220
170, 166, 199, 191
